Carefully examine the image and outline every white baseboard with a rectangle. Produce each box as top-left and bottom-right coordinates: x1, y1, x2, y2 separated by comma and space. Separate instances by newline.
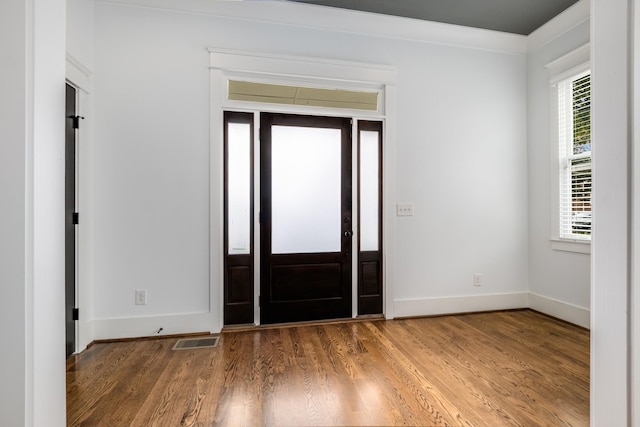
90, 293, 589, 341
394, 292, 529, 319
528, 293, 590, 329
394, 292, 590, 329
92, 312, 215, 341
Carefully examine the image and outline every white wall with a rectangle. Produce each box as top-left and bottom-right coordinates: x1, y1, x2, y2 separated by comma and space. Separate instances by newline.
92, 2, 212, 335
0, 2, 28, 424
67, 0, 95, 352
591, 0, 631, 424
393, 46, 528, 306
91, 0, 529, 337
32, 0, 68, 424
67, 0, 95, 70
0, 0, 67, 425
634, 0, 640, 421
526, 6, 590, 327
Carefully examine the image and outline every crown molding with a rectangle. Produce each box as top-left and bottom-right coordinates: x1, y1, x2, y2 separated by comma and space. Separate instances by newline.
96, 0, 527, 55
546, 43, 590, 84
527, 0, 590, 53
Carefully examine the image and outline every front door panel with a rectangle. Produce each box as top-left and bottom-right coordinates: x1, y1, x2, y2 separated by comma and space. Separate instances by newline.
260, 113, 352, 324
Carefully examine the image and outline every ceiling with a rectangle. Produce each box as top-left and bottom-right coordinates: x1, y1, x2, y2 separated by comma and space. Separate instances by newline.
286, 0, 580, 35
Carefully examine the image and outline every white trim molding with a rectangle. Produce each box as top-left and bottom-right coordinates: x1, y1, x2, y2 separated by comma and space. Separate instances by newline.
66, 53, 95, 353
394, 292, 590, 330
92, 312, 213, 340
91, 293, 591, 338
394, 292, 529, 318
551, 239, 591, 254
209, 48, 397, 330
546, 44, 591, 253
546, 43, 590, 85
529, 292, 590, 329
66, 52, 92, 92
527, 0, 590, 52
98, 0, 526, 55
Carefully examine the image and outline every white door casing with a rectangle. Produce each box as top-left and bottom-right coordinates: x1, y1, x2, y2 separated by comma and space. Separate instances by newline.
209, 48, 397, 330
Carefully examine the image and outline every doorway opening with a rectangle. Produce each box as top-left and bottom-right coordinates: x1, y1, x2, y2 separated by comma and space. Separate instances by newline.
223, 111, 383, 325
209, 48, 396, 330
65, 83, 79, 357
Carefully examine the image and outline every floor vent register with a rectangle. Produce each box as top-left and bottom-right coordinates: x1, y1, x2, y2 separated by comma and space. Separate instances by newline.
172, 336, 220, 350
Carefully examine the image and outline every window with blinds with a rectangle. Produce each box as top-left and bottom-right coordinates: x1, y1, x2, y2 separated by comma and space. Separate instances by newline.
558, 72, 591, 240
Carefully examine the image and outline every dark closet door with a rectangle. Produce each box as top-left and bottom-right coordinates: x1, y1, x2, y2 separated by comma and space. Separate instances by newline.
260, 113, 352, 324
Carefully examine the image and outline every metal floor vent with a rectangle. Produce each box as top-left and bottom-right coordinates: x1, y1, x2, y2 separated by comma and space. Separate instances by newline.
172, 336, 219, 351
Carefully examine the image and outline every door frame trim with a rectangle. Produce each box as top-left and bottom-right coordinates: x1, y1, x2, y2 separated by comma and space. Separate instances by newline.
210, 48, 397, 330
65, 53, 92, 353
65, 83, 78, 357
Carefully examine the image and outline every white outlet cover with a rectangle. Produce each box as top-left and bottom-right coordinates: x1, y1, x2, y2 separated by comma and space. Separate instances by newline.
135, 289, 147, 305
473, 274, 482, 286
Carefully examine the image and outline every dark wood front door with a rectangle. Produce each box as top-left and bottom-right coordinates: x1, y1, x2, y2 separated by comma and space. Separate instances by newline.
65, 83, 77, 357
260, 113, 352, 324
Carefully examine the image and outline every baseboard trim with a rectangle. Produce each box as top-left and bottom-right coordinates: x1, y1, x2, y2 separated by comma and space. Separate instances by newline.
90, 293, 590, 340
394, 292, 529, 319
528, 293, 590, 329
92, 312, 214, 340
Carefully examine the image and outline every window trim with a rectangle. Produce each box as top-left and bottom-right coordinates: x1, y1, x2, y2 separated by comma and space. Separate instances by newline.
547, 44, 591, 254
551, 238, 591, 254
558, 71, 591, 241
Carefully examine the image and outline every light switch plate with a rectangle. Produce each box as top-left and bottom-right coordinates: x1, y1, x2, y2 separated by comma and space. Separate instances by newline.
397, 203, 414, 216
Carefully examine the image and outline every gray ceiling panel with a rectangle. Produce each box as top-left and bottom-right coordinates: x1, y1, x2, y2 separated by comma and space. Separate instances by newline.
287, 0, 580, 35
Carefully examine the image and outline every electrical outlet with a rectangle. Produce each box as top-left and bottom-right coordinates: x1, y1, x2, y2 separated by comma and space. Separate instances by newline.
473, 273, 482, 287
397, 203, 414, 216
135, 289, 147, 305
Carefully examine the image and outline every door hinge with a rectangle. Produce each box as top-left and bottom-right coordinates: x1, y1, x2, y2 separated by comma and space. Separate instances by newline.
72, 308, 79, 321
72, 115, 84, 130
72, 212, 79, 225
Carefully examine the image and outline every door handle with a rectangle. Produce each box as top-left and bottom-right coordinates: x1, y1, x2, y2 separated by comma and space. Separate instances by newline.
344, 230, 353, 237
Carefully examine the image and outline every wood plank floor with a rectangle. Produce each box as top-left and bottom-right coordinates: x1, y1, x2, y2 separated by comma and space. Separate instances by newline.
66, 310, 589, 426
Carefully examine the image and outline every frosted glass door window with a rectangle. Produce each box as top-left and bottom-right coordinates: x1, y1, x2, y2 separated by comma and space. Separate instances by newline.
359, 130, 379, 251
227, 122, 251, 255
271, 126, 342, 254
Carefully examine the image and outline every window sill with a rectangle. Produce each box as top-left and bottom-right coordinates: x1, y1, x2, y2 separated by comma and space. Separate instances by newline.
551, 238, 591, 254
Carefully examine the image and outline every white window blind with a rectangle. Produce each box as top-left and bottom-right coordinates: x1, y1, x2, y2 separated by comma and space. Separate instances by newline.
558, 71, 591, 240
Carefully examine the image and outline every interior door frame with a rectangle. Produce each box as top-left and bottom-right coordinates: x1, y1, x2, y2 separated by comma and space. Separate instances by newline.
66, 55, 92, 352
65, 83, 78, 357
210, 48, 397, 330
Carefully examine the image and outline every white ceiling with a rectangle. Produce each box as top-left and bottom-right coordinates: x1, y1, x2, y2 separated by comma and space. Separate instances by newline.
286, 0, 580, 35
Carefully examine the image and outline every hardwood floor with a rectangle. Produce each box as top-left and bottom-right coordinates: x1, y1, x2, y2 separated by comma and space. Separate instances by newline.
66, 310, 589, 426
